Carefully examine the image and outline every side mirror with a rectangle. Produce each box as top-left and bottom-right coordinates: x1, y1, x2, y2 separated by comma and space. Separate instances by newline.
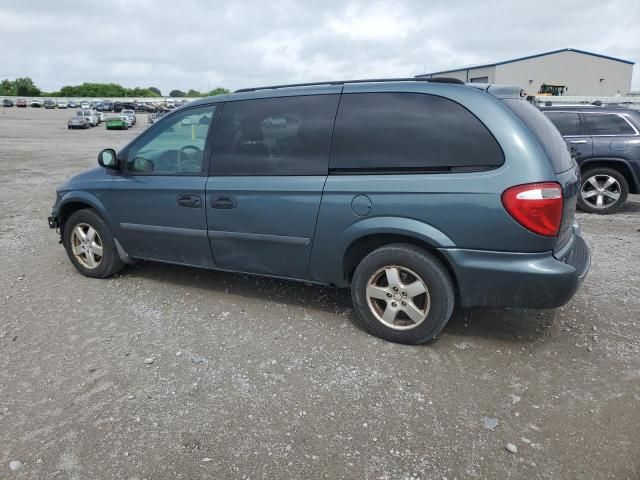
98, 148, 119, 170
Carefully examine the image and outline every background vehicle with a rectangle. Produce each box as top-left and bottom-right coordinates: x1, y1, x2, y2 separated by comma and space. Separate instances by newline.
17, 98, 27, 107
30, 99, 42, 107
67, 101, 78, 109
49, 79, 589, 345
57, 101, 67, 108
121, 109, 136, 125
106, 116, 129, 130
541, 106, 640, 213
43, 99, 56, 109
68, 115, 90, 129
77, 109, 98, 127
2, 99, 14, 107
80, 101, 90, 109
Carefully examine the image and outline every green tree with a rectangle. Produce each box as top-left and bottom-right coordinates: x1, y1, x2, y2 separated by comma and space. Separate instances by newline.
148, 86, 161, 96
13, 77, 40, 96
169, 89, 185, 97
186, 89, 202, 97
208, 87, 230, 96
0, 79, 14, 95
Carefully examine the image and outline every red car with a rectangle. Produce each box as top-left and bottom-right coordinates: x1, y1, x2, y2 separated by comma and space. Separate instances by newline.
16, 98, 27, 107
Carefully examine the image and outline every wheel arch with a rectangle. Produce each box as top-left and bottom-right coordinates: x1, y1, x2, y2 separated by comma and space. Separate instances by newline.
580, 158, 639, 194
338, 217, 457, 290
58, 191, 113, 231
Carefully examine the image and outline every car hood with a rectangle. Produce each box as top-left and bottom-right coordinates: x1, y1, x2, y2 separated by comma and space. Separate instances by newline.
57, 167, 109, 193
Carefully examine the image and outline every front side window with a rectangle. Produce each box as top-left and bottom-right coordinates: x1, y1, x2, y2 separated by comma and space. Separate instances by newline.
545, 112, 581, 136
330, 92, 504, 172
126, 105, 216, 174
583, 113, 636, 136
211, 94, 339, 176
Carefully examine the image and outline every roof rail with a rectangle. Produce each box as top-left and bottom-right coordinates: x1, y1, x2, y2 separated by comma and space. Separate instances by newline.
234, 77, 464, 93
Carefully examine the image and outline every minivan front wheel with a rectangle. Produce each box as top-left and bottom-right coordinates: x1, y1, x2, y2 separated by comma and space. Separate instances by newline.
63, 209, 124, 278
351, 244, 454, 344
578, 168, 628, 214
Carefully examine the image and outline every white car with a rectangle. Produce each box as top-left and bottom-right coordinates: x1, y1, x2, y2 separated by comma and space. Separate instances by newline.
77, 109, 98, 127
57, 101, 67, 109
121, 109, 137, 125
119, 114, 132, 127
97, 112, 106, 123
80, 102, 90, 109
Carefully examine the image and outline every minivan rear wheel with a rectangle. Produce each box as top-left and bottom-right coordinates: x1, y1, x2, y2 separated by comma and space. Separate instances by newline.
578, 167, 628, 214
351, 244, 454, 344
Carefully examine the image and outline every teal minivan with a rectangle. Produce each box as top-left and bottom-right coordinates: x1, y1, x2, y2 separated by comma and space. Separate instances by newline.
49, 78, 590, 344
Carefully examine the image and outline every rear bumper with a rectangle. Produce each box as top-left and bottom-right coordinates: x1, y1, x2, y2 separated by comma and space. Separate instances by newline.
439, 229, 590, 309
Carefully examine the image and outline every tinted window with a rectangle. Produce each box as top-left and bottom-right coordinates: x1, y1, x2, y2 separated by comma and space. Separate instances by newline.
504, 99, 574, 173
126, 105, 216, 174
583, 114, 636, 136
330, 93, 503, 171
212, 94, 339, 176
545, 112, 581, 136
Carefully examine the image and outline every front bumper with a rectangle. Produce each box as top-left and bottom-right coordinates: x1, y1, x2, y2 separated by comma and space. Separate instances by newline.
439, 230, 591, 309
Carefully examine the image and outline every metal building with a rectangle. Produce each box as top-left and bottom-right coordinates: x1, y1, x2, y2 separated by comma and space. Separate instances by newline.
416, 48, 634, 96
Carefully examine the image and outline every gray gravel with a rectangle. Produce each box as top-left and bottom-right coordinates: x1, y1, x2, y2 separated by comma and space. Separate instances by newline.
1, 108, 639, 479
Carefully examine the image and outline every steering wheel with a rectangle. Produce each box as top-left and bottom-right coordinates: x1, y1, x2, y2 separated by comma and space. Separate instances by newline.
177, 145, 202, 172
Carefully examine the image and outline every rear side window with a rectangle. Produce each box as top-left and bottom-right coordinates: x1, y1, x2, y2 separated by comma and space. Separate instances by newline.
504, 99, 574, 173
212, 94, 339, 176
583, 113, 636, 136
545, 111, 581, 136
330, 93, 503, 172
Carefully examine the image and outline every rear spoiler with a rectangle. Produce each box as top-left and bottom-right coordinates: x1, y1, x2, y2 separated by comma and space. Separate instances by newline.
467, 83, 528, 99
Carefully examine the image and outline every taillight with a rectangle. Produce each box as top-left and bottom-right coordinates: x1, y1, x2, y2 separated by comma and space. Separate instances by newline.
501, 182, 563, 237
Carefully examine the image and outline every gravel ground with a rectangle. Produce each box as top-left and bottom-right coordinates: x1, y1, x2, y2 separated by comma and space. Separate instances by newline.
1, 108, 639, 479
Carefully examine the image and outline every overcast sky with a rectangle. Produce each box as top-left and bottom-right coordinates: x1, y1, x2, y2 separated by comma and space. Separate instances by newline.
1, 0, 638, 94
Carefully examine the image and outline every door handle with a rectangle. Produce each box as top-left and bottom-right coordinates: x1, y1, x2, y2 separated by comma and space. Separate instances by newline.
177, 195, 202, 208
569, 140, 588, 144
210, 196, 237, 209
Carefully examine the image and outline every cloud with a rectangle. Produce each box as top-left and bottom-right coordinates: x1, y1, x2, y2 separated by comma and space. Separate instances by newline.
0, 0, 638, 93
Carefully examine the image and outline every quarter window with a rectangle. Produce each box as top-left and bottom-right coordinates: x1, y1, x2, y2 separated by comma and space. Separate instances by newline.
545, 112, 581, 136
330, 92, 503, 171
583, 113, 636, 136
126, 105, 216, 174
211, 95, 339, 176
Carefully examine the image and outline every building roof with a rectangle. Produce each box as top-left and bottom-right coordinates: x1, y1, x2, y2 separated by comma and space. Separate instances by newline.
416, 48, 635, 77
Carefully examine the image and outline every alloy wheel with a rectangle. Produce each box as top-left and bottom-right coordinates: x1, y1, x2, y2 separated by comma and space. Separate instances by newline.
70, 223, 103, 269
366, 266, 431, 330
581, 174, 621, 210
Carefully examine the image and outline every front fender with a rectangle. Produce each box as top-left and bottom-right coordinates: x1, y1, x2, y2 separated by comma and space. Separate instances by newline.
57, 191, 115, 230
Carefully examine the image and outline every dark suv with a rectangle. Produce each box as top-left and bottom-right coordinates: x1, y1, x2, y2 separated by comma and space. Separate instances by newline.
49, 79, 590, 344
540, 106, 640, 214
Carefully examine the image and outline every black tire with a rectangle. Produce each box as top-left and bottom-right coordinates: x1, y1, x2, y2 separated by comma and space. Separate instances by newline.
577, 167, 629, 214
351, 244, 455, 344
62, 209, 124, 278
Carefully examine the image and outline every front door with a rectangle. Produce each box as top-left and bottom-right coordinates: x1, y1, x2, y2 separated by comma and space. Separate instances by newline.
206, 92, 340, 279
105, 104, 218, 267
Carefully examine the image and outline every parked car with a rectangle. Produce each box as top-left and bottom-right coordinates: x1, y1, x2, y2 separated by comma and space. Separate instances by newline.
106, 116, 129, 130
2, 99, 14, 107
17, 98, 27, 107
540, 106, 640, 214
67, 101, 78, 109
48, 79, 590, 345
121, 109, 136, 125
119, 114, 132, 127
113, 102, 123, 113
57, 100, 67, 109
80, 101, 90, 109
43, 99, 56, 109
68, 115, 90, 129
97, 111, 106, 123
77, 109, 98, 127
30, 99, 42, 107
101, 101, 114, 112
